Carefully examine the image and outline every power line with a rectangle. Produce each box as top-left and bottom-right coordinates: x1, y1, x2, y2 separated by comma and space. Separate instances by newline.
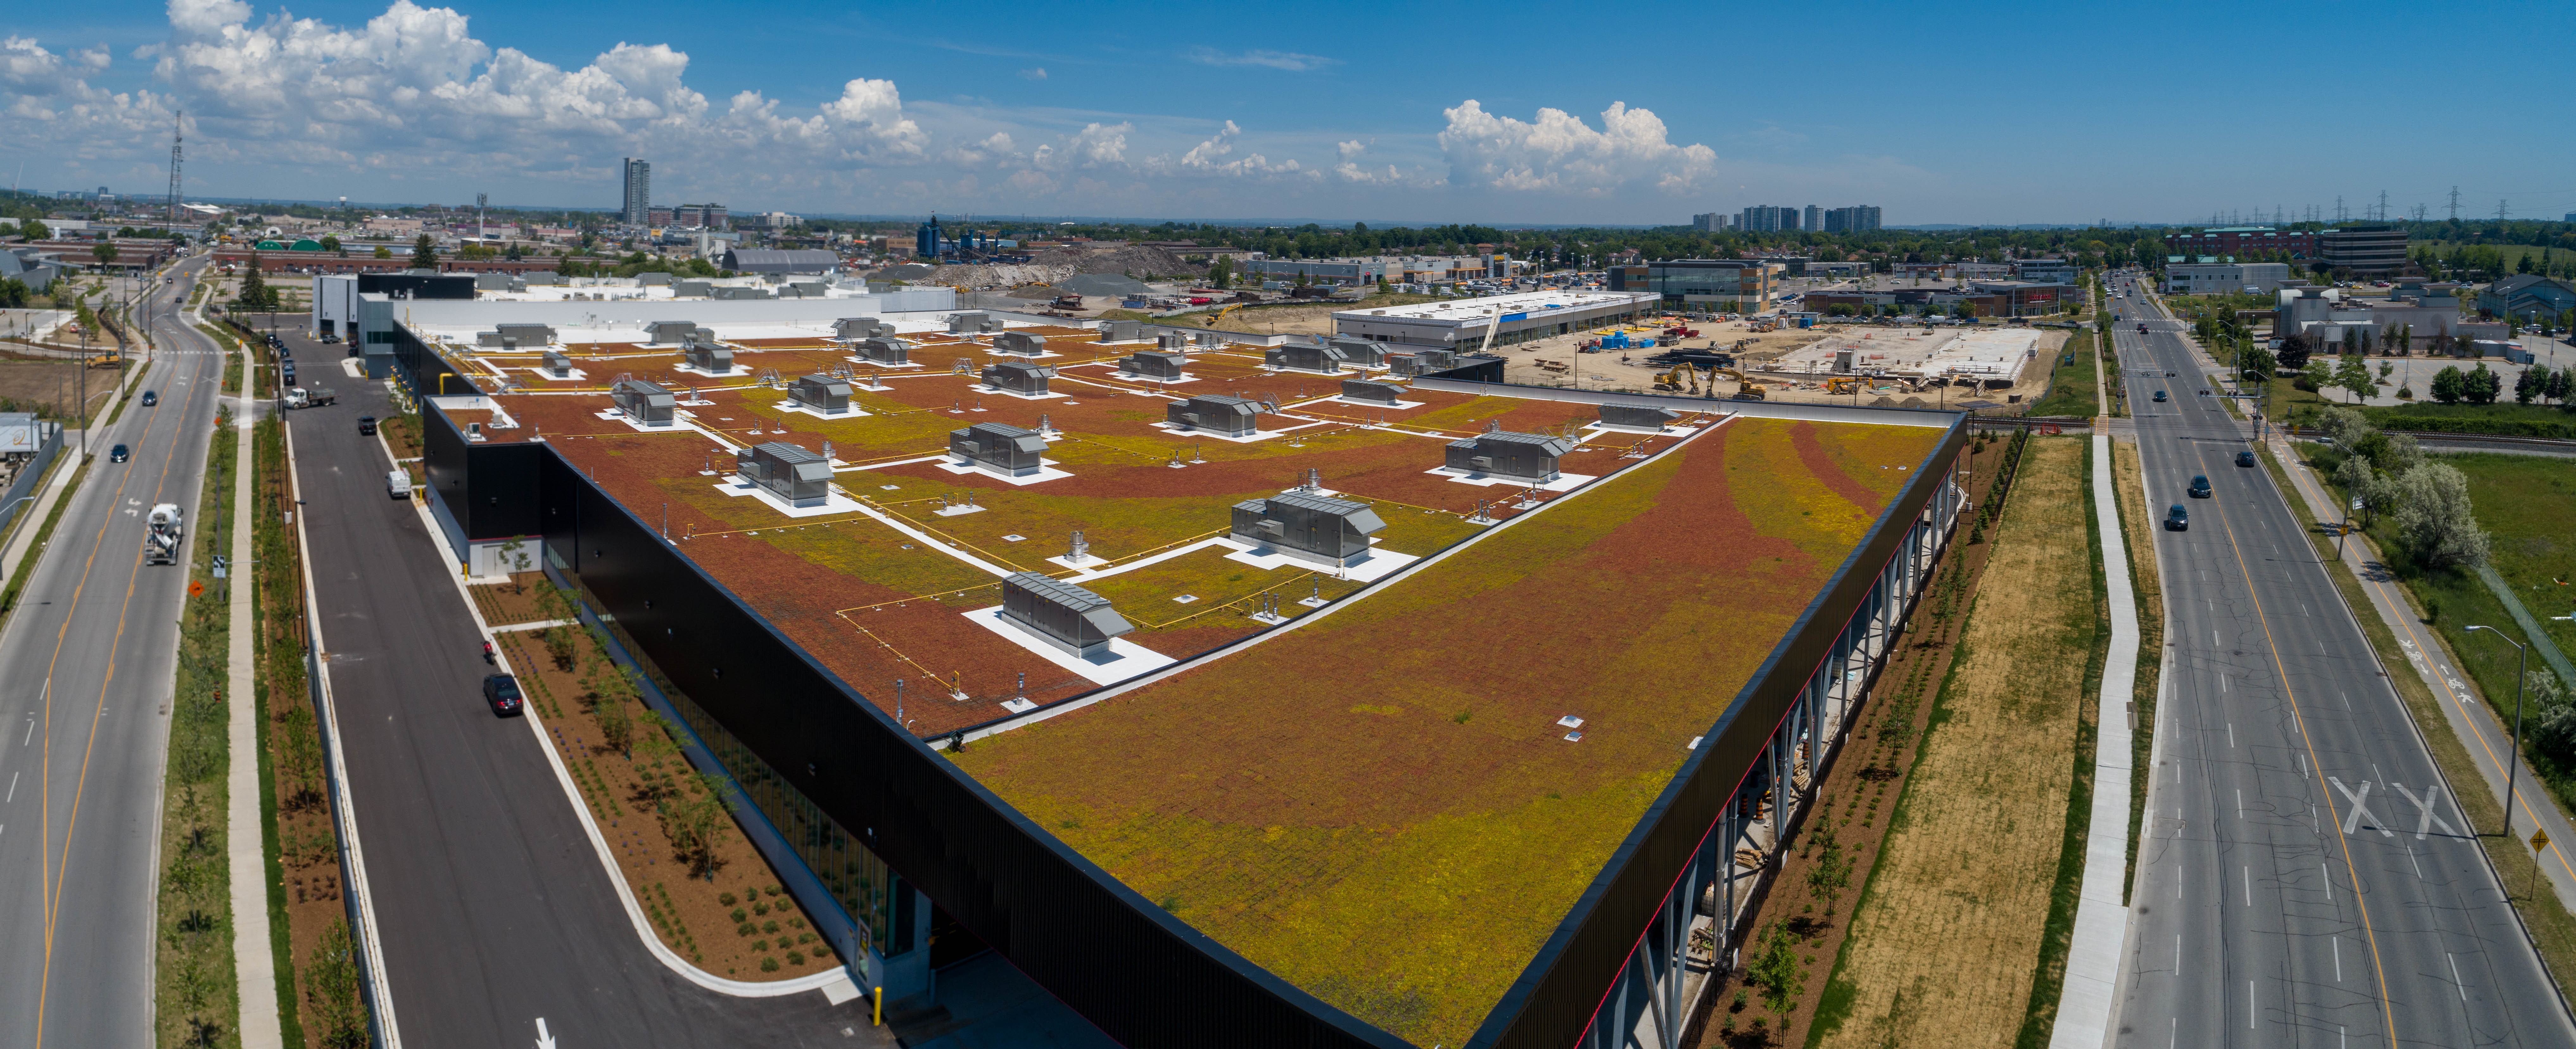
166, 109, 184, 227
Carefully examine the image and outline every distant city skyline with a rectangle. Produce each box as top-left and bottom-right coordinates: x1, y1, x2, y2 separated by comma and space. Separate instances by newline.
7, 1, 2573, 224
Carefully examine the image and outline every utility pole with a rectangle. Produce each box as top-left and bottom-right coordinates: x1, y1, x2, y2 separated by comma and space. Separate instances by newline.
2335, 196, 2346, 223
2497, 199, 2510, 223
2377, 190, 2389, 221
166, 110, 183, 229
2448, 186, 2462, 222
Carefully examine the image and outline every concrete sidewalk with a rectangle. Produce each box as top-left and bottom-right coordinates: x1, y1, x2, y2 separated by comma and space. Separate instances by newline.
2269, 435, 2576, 917
2048, 434, 2142, 1048
225, 386, 283, 1042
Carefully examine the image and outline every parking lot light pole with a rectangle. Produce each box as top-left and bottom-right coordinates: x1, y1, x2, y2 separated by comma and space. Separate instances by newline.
2465, 625, 2529, 842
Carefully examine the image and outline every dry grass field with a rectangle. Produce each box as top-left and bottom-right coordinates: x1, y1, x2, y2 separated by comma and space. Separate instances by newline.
2111, 440, 2165, 898
1814, 438, 2095, 1049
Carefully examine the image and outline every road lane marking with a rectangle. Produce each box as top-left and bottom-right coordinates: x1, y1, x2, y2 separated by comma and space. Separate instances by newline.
2390, 783, 2457, 839
2237, 789, 2244, 820
2206, 465, 2402, 1046
2325, 861, 2333, 902
2448, 953, 2466, 1001
2229, 723, 2236, 748
32, 308, 210, 1048
2245, 865, 2252, 905
2336, 935, 2343, 981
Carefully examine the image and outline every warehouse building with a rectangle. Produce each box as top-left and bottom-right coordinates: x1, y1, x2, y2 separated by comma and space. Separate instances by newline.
1332, 290, 1655, 348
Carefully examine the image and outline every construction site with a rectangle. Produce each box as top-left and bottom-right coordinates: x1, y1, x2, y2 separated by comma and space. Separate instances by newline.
397, 297, 1971, 1049
1476, 313, 2067, 410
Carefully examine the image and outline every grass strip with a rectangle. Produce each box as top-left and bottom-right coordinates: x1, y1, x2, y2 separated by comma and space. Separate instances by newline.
2257, 447, 2576, 1002
2012, 443, 2113, 1048
2111, 443, 2165, 904
155, 411, 241, 1048
2026, 330, 2100, 418
248, 414, 311, 1048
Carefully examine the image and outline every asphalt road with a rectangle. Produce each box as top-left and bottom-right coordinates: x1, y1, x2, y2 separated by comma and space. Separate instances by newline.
277, 332, 871, 1047
2109, 274, 2575, 1046
0, 254, 227, 1047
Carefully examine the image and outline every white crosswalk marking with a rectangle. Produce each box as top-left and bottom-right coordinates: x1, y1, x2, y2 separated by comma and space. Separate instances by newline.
2329, 777, 2390, 837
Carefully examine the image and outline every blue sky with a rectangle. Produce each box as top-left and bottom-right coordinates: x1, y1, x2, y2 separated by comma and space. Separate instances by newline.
6, 1, 2575, 225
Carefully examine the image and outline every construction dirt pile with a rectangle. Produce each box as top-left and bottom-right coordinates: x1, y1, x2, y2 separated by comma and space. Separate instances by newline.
1030, 242, 1195, 278
922, 262, 1078, 291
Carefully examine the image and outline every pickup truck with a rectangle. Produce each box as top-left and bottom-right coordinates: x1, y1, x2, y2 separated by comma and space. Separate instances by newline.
284, 386, 336, 408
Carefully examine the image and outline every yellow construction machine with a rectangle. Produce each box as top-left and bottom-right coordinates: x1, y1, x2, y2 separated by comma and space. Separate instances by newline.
1714, 367, 1767, 401
1653, 364, 1698, 393
1822, 376, 1862, 395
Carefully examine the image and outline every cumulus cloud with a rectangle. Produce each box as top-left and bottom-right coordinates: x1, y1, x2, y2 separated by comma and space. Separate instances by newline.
1145, 120, 1309, 179
1032, 122, 1130, 171
1185, 47, 1340, 72
1438, 99, 1718, 196
1018, 67, 1046, 81
1336, 139, 1366, 160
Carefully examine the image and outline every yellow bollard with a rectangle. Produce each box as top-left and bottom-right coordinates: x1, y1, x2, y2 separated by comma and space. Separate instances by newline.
872, 987, 883, 1026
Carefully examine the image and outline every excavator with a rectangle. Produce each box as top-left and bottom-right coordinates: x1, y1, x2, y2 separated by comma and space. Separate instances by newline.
1653, 364, 1700, 394
1822, 376, 1863, 395
1713, 368, 1768, 401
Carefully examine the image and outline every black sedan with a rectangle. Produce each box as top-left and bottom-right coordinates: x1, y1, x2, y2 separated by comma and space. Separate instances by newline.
482, 673, 525, 717
109, 444, 130, 463
141, 390, 159, 406
2164, 505, 2190, 531
2236, 450, 2257, 467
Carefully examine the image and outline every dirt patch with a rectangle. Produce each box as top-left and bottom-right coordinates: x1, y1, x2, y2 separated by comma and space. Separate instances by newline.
469, 571, 558, 627
1810, 438, 2094, 1049
0, 354, 118, 418
922, 262, 1078, 291
1029, 242, 1195, 278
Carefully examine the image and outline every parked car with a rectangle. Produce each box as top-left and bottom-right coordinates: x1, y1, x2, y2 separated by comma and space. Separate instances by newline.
2189, 475, 2212, 498
141, 390, 159, 406
481, 673, 525, 717
109, 444, 130, 463
358, 415, 377, 436
386, 469, 410, 499
2165, 505, 2189, 531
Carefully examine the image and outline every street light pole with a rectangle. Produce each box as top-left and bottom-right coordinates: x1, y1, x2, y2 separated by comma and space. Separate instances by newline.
2465, 625, 2530, 848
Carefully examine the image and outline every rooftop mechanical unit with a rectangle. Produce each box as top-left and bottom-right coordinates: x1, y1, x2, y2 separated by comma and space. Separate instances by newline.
611, 378, 678, 426
834, 317, 895, 340
1388, 348, 1460, 377
1165, 394, 1264, 437
1340, 379, 1406, 406
981, 361, 1055, 396
736, 442, 834, 508
1229, 493, 1386, 567
542, 351, 572, 378
1327, 336, 1387, 368
1119, 351, 1188, 380
682, 339, 736, 374
950, 422, 1048, 477
998, 573, 1133, 658
646, 320, 702, 345
994, 331, 1048, 357
1265, 339, 1351, 374
1155, 332, 1188, 352
1446, 430, 1574, 482
789, 374, 853, 414
1597, 403, 1680, 433
948, 311, 1003, 334
1097, 319, 1142, 342
712, 286, 773, 300
674, 280, 713, 298
855, 337, 912, 365
497, 323, 555, 347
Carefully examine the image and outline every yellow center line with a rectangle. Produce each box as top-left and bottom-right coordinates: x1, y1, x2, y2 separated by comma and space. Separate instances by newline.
34, 293, 207, 1047
2211, 449, 2400, 1047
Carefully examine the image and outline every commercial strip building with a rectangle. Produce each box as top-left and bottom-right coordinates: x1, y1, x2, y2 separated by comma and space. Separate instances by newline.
1804, 280, 2072, 318
1642, 259, 1782, 311
1332, 289, 1658, 347
2476, 275, 2576, 323
1247, 253, 1525, 288
386, 293, 1971, 1047
2273, 281, 2503, 350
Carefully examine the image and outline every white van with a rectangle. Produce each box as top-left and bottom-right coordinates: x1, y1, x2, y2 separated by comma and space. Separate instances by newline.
387, 469, 411, 500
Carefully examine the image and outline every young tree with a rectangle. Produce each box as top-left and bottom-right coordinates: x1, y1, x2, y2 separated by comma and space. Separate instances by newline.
410, 233, 438, 270
1746, 921, 1805, 1015
2335, 357, 2375, 404
320, 234, 341, 254
2516, 363, 2547, 405
659, 771, 735, 880
2465, 362, 2503, 405
91, 241, 119, 270
20, 218, 50, 240
2548, 365, 2573, 406
2394, 462, 2489, 568
2317, 406, 2377, 448
373, 244, 392, 260
2301, 358, 2333, 392
1206, 255, 1233, 288
2431, 365, 2467, 404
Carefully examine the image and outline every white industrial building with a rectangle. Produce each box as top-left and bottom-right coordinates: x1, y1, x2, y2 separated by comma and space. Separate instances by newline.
2164, 261, 2291, 296
1332, 290, 1657, 349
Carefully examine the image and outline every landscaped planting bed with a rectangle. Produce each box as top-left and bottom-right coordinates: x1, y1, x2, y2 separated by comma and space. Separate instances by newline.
1811, 437, 2099, 1049
954, 417, 1946, 1049
496, 625, 839, 981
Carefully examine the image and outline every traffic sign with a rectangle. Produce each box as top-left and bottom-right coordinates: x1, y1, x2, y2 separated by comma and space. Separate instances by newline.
187, 579, 205, 598
2535, 829, 2551, 854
